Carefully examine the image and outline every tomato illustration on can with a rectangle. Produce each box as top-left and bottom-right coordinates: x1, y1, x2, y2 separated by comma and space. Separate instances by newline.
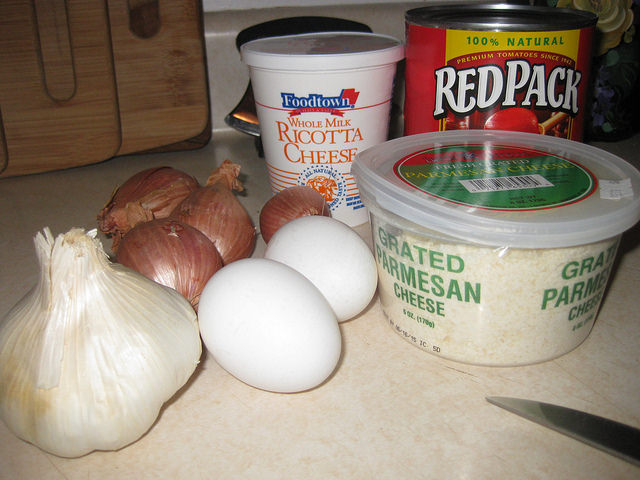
404, 4, 597, 141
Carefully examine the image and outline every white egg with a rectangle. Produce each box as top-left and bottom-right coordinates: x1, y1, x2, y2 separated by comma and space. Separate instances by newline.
264, 216, 377, 322
197, 258, 341, 393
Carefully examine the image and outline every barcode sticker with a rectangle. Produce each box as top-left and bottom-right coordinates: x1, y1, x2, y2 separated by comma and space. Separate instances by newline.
599, 178, 633, 200
459, 174, 554, 193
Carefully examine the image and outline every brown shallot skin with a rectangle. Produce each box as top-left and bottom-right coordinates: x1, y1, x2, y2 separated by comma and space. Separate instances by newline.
259, 186, 331, 243
116, 219, 223, 311
171, 160, 256, 265
98, 167, 199, 252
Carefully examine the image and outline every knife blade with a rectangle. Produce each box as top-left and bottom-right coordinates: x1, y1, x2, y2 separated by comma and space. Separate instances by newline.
486, 396, 640, 467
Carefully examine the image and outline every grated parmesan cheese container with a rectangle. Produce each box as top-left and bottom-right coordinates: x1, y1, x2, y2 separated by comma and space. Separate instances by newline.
352, 130, 640, 366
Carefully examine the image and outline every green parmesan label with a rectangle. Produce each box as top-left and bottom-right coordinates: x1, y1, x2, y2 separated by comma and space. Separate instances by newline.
394, 144, 596, 210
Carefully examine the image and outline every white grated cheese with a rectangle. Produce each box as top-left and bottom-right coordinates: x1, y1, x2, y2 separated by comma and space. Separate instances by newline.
372, 215, 619, 366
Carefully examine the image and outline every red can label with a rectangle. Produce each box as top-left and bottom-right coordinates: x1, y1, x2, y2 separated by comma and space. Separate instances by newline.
404, 25, 595, 140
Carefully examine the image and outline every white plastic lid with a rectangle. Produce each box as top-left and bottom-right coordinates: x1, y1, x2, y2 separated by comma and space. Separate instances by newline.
352, 130, 640, 248
241, 32, 404, 71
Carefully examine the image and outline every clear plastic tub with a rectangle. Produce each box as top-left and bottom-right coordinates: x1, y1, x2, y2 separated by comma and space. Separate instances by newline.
352, 130, 640, 366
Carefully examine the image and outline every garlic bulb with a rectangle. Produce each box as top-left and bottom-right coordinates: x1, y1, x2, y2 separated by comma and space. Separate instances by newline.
0, 228, 202, 458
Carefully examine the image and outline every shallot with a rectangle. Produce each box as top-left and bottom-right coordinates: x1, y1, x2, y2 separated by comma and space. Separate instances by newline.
259, 186, 330, 243
172, 160, 255, 264
116, 219, 223, 310
98, 167, 199, 251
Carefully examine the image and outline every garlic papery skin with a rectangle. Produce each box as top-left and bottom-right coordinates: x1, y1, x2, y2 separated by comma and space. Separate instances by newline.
0, 228, 202, 458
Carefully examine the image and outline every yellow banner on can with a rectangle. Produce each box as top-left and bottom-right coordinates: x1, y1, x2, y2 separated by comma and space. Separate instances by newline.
445, 30, 582, 62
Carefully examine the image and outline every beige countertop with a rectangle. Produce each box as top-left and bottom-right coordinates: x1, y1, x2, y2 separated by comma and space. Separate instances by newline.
1, 130, 639, 479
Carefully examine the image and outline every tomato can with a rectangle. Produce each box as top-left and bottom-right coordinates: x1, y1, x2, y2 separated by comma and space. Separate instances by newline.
404, 3, 597, 141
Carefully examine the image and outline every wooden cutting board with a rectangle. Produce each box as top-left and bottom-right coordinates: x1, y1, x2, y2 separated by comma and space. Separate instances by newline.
0, 0, 121, 177
0, 0, 210, 178
107, 0, 210, 156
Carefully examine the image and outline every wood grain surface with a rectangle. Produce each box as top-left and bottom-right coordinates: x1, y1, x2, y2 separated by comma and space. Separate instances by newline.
0, 0, 210, 177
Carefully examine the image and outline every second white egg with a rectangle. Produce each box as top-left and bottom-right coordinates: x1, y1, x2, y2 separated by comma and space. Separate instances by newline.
264, 216, 378, 322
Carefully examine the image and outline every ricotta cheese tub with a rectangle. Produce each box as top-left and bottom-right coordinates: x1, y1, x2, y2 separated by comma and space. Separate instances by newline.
242, 32, 403, 226
352, 130, 640, 366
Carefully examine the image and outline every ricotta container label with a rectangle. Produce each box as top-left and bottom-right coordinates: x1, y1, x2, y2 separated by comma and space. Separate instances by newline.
242, 32, 403, 226
256, 84, 386, 225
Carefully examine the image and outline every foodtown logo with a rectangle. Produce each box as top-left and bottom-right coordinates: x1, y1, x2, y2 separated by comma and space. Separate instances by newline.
280, 88, 359, 117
